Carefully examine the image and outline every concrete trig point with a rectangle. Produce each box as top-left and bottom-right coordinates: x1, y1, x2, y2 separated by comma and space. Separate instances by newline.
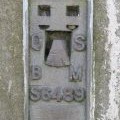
29, 0, 91, 120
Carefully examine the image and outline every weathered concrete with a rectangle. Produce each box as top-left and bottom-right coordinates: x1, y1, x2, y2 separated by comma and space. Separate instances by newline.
94, 0, 120, 119
0, 0, 24, 120
0, 0, 120, 120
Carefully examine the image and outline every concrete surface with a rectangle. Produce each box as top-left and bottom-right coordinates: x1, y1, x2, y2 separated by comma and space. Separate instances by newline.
0, 0, 24, 120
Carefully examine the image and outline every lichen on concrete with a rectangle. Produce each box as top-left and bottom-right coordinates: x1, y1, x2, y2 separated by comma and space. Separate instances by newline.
94, 0, 120, 120
93, 0, 110, 119
105, 0, 120, 119
0, 0, 24, 120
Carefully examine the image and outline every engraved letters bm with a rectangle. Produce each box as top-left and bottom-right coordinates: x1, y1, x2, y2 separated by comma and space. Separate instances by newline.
31, 65, 42, 80
73, 35, 86, 51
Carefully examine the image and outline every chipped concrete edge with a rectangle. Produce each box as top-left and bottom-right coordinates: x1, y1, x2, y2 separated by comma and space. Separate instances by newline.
87, 0, 95, 120
23, 0, 29, 120
105, 0, 120, 119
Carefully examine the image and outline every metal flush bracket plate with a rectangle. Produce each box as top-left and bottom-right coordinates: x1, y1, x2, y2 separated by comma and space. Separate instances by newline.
23, 0, 93, 120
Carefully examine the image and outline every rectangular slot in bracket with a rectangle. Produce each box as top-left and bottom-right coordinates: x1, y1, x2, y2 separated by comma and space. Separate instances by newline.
38, 5, 50, 16
66, 6, 79, 16
45, 31, 71, 67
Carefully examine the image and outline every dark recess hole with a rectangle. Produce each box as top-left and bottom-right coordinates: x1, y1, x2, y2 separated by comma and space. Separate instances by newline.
45, 31, 71, 61
39, 25, 50, 30
66, 6, 79, 16
38, 5, 50, 16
